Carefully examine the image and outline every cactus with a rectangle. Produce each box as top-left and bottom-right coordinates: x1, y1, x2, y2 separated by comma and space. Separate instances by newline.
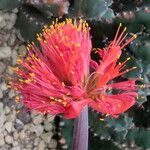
0, 0, 23, 10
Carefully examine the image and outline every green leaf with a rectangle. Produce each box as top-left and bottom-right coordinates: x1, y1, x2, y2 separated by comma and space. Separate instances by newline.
89, 131, 120, 150
71, 0, 115, 21
89, 110, 111, 140
0, 0, 23, 10
61, 119, 74, 149
15, 4, 49, 42
106, 114, 134, 132
129, 37, 150, 66
106, 114, 134, 140
127, 128, 150, 149
132, 96, 150, 128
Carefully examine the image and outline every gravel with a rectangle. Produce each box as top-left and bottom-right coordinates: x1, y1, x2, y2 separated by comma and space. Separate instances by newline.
0, 61, 6, 74
0, 46, 11, 59
0, 9, 57, 150
5, 135, 14, 144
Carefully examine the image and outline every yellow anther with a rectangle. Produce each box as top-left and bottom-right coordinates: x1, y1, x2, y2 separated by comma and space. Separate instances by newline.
139, 77, 144, 80
63, 97, 66, 100
66, 92, 71, 96
76, 43, 80, 47
119, 23, 122, 27
99, 118, 104, 121
15, 96, 20, 100
130, 33, 137, 38
15, 96, 20, 103
19, 79, 24, 82
58, 99, 62, 102
117, 55, 120, 59
105, 114, 109, 117
32, 66, 35, 69
44, 40, 47, 43
12, 67, 19, 71
50, 96, 55, 100
16, 59, 22, 63
26, 47, 30, 51
140, 84, 145, 88
7, 85, 11, 88
29, 73, 35, 77
133, 34, 137, 38
62, 82, 65, 86
132, 66, 137, 69
25, 79, 32, 83
26, 57, 30, 61
16, 110, 20, 114
127, 57, 131, 60
63, 101, 67, 106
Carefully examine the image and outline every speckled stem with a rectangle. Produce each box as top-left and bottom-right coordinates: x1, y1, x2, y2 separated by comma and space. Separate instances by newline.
72, 106, 88, 150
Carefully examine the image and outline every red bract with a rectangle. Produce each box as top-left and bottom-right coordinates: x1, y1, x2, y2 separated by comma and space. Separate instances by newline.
12, 19, 138, 119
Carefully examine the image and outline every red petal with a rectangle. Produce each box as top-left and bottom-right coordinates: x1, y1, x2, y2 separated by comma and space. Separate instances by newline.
64, 99, 91, 119
89, 92, 137, 116
108, 80, 136, 90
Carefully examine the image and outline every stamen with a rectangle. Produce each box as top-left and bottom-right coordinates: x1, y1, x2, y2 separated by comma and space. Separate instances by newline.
113, 23, 122, 46
121, 34, 137, 49
115, 27, 127, 46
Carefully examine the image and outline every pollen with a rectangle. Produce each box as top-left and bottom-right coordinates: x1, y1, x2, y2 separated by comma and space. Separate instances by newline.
62, 82, 65, 86
127, 57, 131, 60
16, 59, 22, 63
140, 84, 145, 88
62, 101, 67, 106
76, 43, 80, 47
139, 77, 144, 80
132, 66, 137, 69
133, 34, 137, 38
24, 79, 32, 83
66, 92, 71, 96
29, 73, 35, 77
99, 118, 104, 121
32, 66, 35, 69
15, 96, 20, 103
50, 96, 55, 100
58, 99, 62, 102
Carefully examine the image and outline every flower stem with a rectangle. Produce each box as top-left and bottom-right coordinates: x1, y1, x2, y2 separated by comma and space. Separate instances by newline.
72, 106, 88, 150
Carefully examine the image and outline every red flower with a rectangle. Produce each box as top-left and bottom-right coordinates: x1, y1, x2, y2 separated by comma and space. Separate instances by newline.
12, 19, 92, 119
11, 20, 138, 119
88, 24, 138, 117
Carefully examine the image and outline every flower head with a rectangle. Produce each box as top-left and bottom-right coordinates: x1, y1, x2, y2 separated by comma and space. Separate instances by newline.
11, 20, 138, 119
12, 19, 92, 119
88, 24, 137, 117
